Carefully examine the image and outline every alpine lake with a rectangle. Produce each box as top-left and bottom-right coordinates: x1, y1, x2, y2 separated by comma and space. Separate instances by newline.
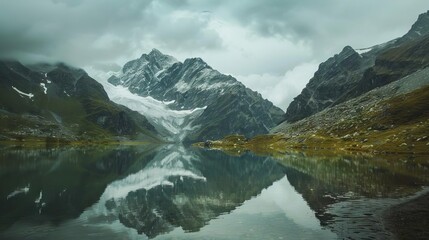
0, 143, 428, 240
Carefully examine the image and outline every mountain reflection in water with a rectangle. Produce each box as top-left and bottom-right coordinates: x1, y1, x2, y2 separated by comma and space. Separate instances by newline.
0, 145, 427, 239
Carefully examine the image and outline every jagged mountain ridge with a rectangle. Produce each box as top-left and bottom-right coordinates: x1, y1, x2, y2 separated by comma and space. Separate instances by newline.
108, 50, 285, 142
0, 61, 160, 142
284, 10, 429, 123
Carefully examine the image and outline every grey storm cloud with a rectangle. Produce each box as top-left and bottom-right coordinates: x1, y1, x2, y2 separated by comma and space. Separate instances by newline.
0, 0, 428, 109
0, 0, 221, 66
0, 0, 427, 66
199, 0, 429, 55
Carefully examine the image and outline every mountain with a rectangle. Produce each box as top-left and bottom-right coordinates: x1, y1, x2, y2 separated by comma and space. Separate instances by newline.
283, 10, 429, 123
0, 61, 160, 142
205, 66, 429, 155
201, 11, 429, 155
271, 66, 429, 153
108, 49, 284, 142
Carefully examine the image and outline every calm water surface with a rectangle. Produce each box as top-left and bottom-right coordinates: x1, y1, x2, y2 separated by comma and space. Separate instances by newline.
0, 144, 427, 239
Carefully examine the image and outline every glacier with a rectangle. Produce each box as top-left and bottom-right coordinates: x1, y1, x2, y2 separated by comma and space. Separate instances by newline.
95, 76, 206, 142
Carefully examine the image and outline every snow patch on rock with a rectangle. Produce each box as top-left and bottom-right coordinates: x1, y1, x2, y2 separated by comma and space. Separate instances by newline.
40, 83, 47, 94
12, 86, 34, 100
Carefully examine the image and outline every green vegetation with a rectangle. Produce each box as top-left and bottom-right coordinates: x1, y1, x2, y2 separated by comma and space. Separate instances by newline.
0, 61, 162, 145
196, 86, 429, 156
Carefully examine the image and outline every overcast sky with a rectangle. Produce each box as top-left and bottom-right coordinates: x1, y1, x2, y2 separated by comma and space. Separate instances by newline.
0, 0, 428, 110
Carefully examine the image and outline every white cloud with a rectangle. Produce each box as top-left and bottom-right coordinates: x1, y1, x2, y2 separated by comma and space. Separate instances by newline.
237, 62, 319, 110
142, 19, 315, 76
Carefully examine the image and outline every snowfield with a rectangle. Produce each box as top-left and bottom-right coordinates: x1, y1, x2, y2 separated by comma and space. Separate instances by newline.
97, 78, 206, 142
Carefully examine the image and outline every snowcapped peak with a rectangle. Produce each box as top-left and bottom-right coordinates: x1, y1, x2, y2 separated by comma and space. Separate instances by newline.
186, 57, 205, 64
148, 48, 163, 57
139, 49, 178, 67
183, 57, 210, 69
107, 48, 284, 142
115, 49, 178, 84
141, 48, 174, 60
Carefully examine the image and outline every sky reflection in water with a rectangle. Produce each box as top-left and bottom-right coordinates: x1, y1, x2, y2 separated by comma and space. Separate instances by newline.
0, 144, 426, 239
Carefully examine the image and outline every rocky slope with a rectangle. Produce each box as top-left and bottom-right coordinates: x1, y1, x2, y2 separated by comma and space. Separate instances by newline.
108, 49, 284, 142
200, 66, 429, 154
0, 61, 160, 143
278, 66, 429, 153
284, 10, 429, 123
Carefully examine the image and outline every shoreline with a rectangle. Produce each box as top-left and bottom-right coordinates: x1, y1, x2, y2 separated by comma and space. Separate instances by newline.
194, 134, 429, 157
0, 139, 160, 148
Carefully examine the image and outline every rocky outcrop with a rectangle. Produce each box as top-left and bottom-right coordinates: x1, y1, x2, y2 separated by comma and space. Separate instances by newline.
109, 49, 284, 142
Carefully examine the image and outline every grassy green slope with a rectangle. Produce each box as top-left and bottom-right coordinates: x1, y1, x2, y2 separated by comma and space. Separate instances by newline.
0, 61, 161, 143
